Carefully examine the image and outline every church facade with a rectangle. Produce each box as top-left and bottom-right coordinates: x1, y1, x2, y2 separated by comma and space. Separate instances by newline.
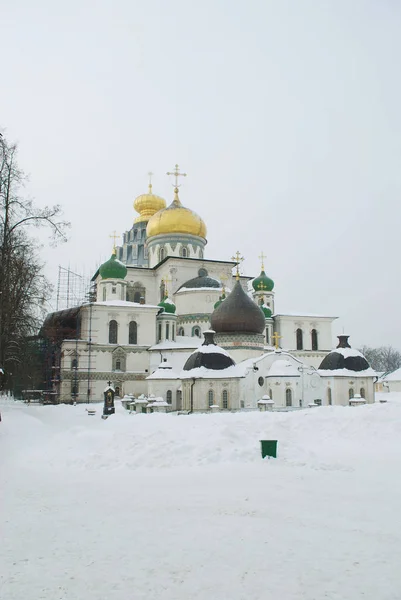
42, 167, 375, 408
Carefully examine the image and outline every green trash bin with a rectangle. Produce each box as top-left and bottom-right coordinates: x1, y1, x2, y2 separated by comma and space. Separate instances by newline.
260, 440, 277, 459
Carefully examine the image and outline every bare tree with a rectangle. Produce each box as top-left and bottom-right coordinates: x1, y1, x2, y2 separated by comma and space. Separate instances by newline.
359, 345, 401, 373
0, 131, 69, 390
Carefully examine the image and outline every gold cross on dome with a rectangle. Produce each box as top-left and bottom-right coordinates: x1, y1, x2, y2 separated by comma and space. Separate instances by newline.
109, 230, 120, 252
258, 251, 266, 270
220, 273, 228, 293
163, 275, 172, 295
272, 331, 281, 350
166, 164, 187, 188
147, 171, 154, 192
231, 251, 244, 281
257, 281, 267, 291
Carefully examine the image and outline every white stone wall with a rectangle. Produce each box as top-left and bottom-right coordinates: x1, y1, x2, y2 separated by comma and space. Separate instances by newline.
174, 289, 221, 318
320, 376, 375, 406
274, 316, 335, 353
80, 304, 158, 346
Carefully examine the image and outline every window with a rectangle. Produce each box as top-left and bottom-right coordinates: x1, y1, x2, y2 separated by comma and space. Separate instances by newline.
172, 324, 175, 341
208, 390, 214, 407
115, 360, 121, 371
296, 328, 303, 350
166, 390, 172, 404
360, 387, 365, 398
192, 326, 201, 337
159, 248, 165, 262
311, 329, 318, 351
158, 323, 162, 342
129, 321, 137, 344
134, 291, 141, 303
71, 384, 78, 397
240, 400, 245, 409
102, 288, 106, 301
181, 247, 188, 258
286, 388, 293, 407
71, 358, 78, 370
266, 328, 270, 345
269, 388, 273, 401
133, 230, 137, 241
349, 388, 354, 400
112, 286, 116, 294
327, 388, 332, 405
258, 376, 264, 387
222, 389, 228, 409
166, 323, 170, 340
178, 327, 185, 336
109, 320, 118, 344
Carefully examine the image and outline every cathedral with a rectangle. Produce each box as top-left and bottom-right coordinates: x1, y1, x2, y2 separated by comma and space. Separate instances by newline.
42, 166, 376, 410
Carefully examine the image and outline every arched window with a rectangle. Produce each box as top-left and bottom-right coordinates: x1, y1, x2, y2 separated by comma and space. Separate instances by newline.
266, 328, 270, 345
115, 360, 121, 371
286, 388, 293, 407
269, 388, 273, 401
112, 286, 116, 294
166, 390, 172, 404
327, 387, 332, 405
360, 387, 365, 398
172, 324, 175, 341
222, 389, 228, 409
311, 329, 318, 351
349, 388, 354, 399
129, 321, 137, 344
133, 230, 137, 241
133, 291, 141, 303
158, 323, 162, 342
166, 323, 170, 340
208, 390, 214, 407
178, 327, 185, 336
181, 247, 188, 258
296, 328, 303, 350
109, 320, 118, 344
192, 326, 201, 337
71, 358, 78, 370
102, 287, 106, 301
159, 247, 165, 262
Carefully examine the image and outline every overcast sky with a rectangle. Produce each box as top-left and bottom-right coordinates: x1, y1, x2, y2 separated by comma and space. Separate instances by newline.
1, 0, 400, 348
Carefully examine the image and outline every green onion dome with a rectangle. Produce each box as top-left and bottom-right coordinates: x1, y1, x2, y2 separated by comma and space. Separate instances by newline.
213, 291, 226, 310
158, 296, 176, 314
260, 303, 272, 318
252, 269, 274, 292
99, 252, 127, 280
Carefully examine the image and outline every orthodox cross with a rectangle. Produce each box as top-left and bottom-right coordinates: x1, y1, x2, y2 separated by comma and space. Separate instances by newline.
109, 231, 119, 252
148, 171, 153, 192
272, 331, 281, 350
166, 164, 187, 188
163, 275, 172, 295
220, 273, 228, 293
107, 380, 113, 387
257, 281, 268, 291
231, 251, 244, 281
258, 251, 266, 270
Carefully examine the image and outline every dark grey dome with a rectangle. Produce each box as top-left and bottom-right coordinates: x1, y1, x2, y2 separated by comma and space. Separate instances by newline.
319, 336, 370, 372
178, 274, 221, 291
211, 280, 265, 334
183, 331, 235, 371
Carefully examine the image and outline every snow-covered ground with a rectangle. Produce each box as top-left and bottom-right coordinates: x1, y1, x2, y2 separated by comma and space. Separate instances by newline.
1, 394, 401, 600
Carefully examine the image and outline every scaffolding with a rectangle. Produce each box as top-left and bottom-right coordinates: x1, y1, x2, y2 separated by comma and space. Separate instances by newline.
56, 266, 89, 311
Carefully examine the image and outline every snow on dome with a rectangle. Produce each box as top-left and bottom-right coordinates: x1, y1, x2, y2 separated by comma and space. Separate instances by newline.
319, 336, 373, 374
183, 330, 235, 372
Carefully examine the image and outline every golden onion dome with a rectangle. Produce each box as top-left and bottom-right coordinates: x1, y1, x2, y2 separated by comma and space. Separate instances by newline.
146, 188, 207, 239
133, 183, 166, 224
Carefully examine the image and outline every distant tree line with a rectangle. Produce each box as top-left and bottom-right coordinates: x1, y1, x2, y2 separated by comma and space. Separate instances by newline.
358, 345, 401, 374
0, 131, 69, 393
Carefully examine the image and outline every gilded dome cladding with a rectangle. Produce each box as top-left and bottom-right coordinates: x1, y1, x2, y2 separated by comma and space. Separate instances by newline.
133, 184, 166, 224
146, 188, 207, 239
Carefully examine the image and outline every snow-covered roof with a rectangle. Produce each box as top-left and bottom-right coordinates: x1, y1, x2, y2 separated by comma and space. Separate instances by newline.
148, 336, 202, 351
146, 367, 179, 380
267, 359, 300, 378
104, 385, 115, 392
175, 286, 224, 293
318, 368, 376, 378
383, 367, 401, 382
93, 300, 159, 309
180, 363, 245, 380
273, 313, 337, 320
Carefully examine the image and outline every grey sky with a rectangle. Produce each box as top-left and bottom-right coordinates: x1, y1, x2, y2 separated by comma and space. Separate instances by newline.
1, 0, 400, 348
